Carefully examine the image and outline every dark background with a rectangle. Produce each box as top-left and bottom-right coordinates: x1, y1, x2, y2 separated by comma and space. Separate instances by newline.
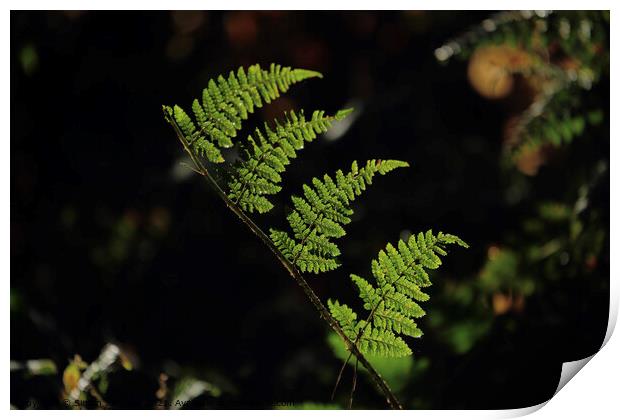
11, 11, 609, 409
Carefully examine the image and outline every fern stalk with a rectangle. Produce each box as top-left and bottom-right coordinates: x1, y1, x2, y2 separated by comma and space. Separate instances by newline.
163, 107, 404, 410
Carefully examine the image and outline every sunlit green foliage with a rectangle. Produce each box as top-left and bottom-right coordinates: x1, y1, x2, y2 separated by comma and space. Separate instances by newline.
329, 231, 468, 357
164, 64, 469, 406
228, 109, 353, 213
270, 160, 409, 273
163, 63, 322, 163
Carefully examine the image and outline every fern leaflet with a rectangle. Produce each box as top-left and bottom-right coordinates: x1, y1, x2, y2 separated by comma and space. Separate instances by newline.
228, 108, 353, 214
329, 231, 468, 357
164, 63, 322, 163
270, 159, 409, 273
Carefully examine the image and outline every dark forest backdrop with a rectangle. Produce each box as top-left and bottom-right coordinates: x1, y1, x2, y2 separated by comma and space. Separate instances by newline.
11, 11, 609, 409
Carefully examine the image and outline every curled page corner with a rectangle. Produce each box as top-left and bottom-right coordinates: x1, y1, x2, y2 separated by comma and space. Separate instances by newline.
491, 401, 548, 418
553, 285, 619, 396
490, 355, 600, 419
554, 355, 595, 396
493, 291, 618, 419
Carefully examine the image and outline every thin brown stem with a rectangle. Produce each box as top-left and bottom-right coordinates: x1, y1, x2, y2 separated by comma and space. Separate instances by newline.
348, 357, 359, 409
164, 109, 402, 409
331, 357, 348, 401
331, 288, 389, 398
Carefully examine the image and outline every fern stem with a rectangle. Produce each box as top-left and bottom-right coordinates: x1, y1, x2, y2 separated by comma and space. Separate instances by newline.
348, 357, 358, 410
164, 109, 403, 410
331, 355, 349, 401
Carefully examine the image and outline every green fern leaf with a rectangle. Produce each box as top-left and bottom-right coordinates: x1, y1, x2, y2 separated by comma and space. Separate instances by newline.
270, 159, 409, 273
296, 251, 340, 273
164, 63, 322, 163
327, 300, 358, 340
269, 230, 299, 260
373, 306, 423, 338
358, 326, 412, 358
330, 230, 468, 358
228, 109, 353, 213
171, 104, 224, 163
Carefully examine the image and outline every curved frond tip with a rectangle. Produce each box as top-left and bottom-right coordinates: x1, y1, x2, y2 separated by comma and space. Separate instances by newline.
330, 230, 467, 358
163, 63, 322, 163
270, 159, 409, 273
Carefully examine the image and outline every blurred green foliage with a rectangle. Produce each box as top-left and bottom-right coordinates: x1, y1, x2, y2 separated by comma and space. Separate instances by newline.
437, 11, 609, 164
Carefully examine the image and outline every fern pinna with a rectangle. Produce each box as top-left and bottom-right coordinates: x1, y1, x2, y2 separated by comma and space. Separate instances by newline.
329, 231, 468, 358
164, 63, 467, 409
164, 63, 322, 163
270, 159, 409, 273
228, 108, 353, 214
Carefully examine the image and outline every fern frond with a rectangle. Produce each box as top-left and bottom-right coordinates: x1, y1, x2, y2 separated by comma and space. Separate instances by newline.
228, 108, 353, 213
164, 63, 322, 163
330, 230, 468, 358
270, 159, 409, 273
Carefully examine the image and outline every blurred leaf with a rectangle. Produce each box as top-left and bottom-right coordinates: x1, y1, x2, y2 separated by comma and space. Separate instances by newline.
119, 353, 133, 371
479, 248, 518, 292
10, 359, 57, 376
538, 202, 571, 222
63, 364, 81, 394
98, 372, 109, 395
19, 44, 39, 75
587, 109, 603, 125
170, 377, 221, 409
440, 319, 492, 354
10, 288, 22, 313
